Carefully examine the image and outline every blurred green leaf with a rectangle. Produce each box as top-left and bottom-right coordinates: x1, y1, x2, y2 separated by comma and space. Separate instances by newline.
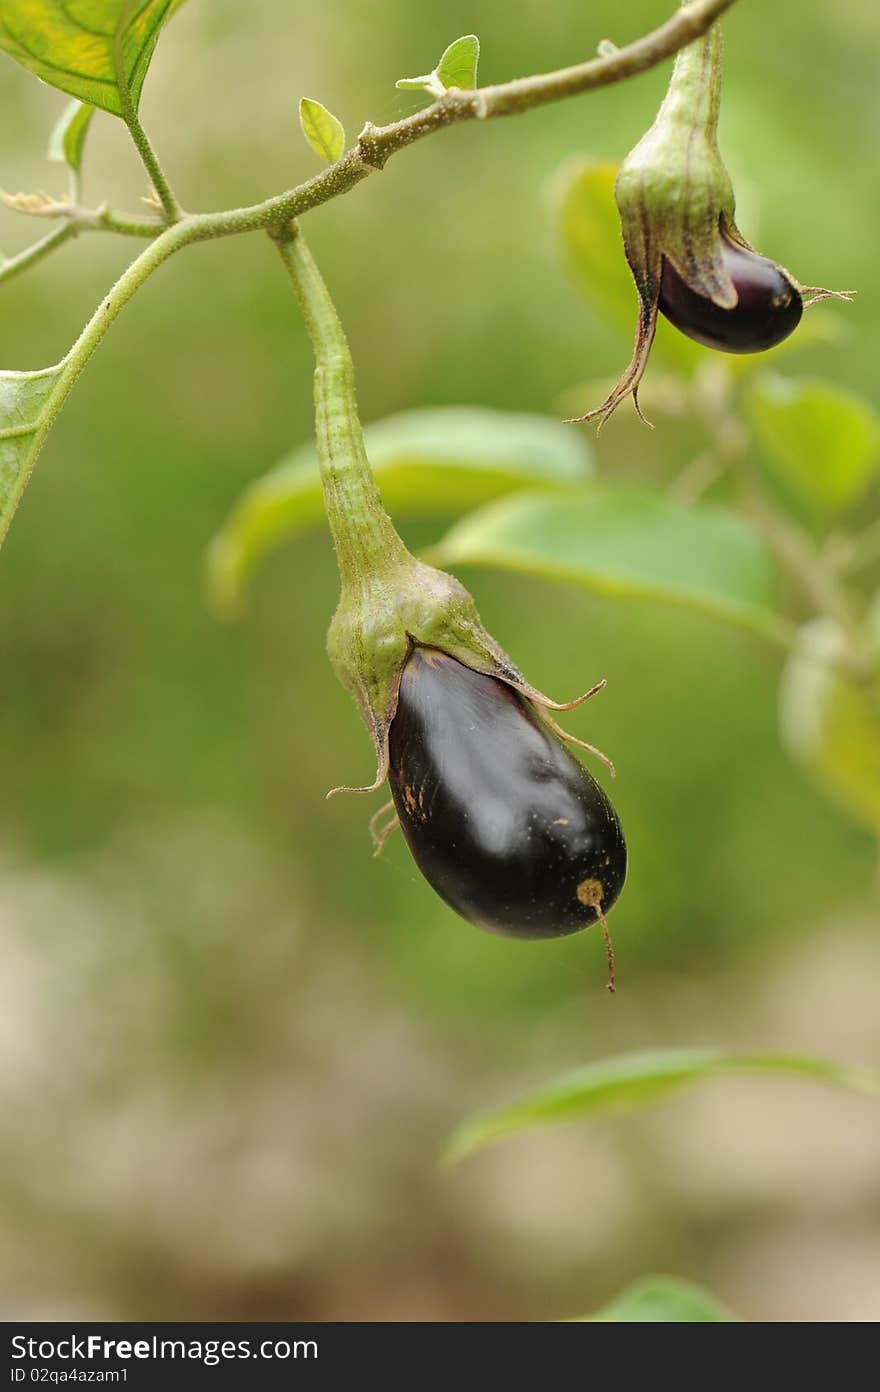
0, 0, 186, 116
298, 97, 345, 164
748, 375, 880, 519
48, 99, 95, 172
554, 159, 631, 339
445, 1048, 880, 1162
553, 158, 697, 374
779, 616, 880, 835
0, 363, 63, 549
433, 486, 790, 644
206, 408, 591, 619
582, 1276, 737, 1323
436, 34, 479, 89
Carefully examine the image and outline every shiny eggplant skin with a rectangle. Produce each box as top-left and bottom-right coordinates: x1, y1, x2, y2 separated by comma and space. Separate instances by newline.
658, 238, 803, 353
387, 648, 627, 939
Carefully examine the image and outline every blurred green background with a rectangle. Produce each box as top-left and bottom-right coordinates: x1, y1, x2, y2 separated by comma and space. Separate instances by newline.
0, 0, 878, 1321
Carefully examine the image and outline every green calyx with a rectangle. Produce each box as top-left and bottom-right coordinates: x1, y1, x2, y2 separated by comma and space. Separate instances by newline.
326, 551, 525, 793
275, 224, 552, 794
568, 24, 742, 429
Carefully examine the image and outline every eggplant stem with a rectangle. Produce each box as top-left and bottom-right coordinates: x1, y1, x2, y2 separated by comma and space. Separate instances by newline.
597, 903, 616, 994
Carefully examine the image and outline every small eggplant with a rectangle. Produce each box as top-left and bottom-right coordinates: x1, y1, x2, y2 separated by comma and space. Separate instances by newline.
388, 647, 627, 944
658, 236, 803, 353
568, 26, 849, 428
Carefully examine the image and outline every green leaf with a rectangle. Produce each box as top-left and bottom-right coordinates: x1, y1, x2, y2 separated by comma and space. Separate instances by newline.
0, 363, 64, 547
444, 1048, 880, 1163
432, 486, 789, 644
435, 34, 479, 89
396, 32, 479, 94
0, 0, 187, 117
206, 408, 591, 619
779, 616, 880, 835
747, 374, 880, 519
394, 72, 437, 93
298, 97, 346, 165
48, 98, 95, 172
554, 159, 631, 337
582, 1277, 737, 1323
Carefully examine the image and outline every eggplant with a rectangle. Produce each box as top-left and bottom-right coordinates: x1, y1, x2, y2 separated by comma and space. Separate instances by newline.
388, 647, 626, 941
659, 236, 803, 353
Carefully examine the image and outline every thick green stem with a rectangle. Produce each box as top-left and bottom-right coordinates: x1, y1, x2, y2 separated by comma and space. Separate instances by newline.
273, 227, 409, 591
0, 223, 76, 285
656, 22, 722, 139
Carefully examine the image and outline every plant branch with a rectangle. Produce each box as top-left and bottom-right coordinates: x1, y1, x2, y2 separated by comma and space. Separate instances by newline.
2, 0, 738, 280
0, 0, 742, 540
121, 105, 182, 223
691, 364, 861, 643
0, 216, 196, 548
0, 223, 77, 285
225, 0, 740, 234
0, 198, 164, 285
113, 11, 182, 229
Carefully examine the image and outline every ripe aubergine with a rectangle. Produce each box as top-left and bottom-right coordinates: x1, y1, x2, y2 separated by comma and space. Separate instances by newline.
659, 237, 803, 353
388, 647, 627, 940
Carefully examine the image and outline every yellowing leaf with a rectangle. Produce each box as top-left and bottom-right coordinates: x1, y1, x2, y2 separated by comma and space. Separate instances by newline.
0, 0, 187, 116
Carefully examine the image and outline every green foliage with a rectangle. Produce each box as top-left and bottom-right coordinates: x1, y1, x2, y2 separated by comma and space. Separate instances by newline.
433, 486, 788, 643
445, 1048, 880, 1163
554, 158, 696, 372
0, 0, 186, 116
435, 34, 479, 90
396, 33, 479, 93
48, 98, 95, 172
0, 363, 63, 547
554, 159, 633, 340
299, 97, 346, 165
780, 615, 880, 835
206, 408, 590, 618
747, 375, 880, 521
582, 1276, 736, 1322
